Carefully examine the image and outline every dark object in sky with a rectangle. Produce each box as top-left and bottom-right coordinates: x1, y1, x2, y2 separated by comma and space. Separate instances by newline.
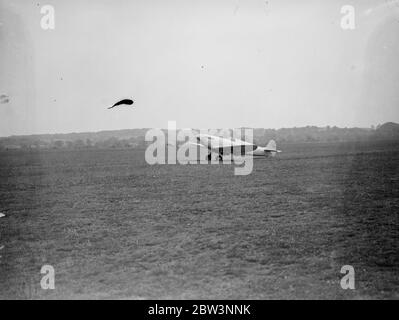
0, 94, 9, 104
108, 99, 134, 109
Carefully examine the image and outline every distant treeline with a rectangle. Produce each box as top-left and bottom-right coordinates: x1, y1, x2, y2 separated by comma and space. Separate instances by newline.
1, 123, 398, 150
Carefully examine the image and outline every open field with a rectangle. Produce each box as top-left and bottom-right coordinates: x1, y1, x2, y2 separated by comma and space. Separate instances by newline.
0, 140, 398, 299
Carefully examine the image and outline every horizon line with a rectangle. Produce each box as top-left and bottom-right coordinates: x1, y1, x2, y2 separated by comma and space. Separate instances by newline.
0, 123, 393, 139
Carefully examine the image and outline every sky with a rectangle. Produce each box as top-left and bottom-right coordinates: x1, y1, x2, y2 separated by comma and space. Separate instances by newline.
0, 0, 399, 136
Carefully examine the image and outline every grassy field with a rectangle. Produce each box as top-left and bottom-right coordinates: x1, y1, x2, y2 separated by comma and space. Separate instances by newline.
0, 140, 398, 299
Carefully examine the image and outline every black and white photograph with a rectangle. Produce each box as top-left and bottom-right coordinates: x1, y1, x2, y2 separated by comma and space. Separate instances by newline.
0, 0, 398, 302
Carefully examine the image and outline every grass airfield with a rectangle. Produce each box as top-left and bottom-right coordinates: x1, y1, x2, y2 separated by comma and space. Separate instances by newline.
0, 140, 398, 299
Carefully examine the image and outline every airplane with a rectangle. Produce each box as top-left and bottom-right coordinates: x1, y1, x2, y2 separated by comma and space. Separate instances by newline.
189, 133, 281, 161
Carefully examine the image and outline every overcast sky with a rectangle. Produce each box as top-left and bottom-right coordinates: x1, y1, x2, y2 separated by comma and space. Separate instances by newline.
0, 0, 399, 136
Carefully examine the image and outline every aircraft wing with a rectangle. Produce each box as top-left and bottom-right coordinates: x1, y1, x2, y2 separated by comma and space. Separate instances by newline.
208, 138, 258, 154
187, 142, 208, 148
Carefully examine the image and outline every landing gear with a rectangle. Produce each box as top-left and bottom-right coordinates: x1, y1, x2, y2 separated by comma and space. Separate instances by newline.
207, 150, 223, 162
218, 149, 223, 162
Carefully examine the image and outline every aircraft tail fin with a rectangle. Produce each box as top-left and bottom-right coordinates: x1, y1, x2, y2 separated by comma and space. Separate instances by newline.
264, 140, 281, 156
265, 140, 277, 151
